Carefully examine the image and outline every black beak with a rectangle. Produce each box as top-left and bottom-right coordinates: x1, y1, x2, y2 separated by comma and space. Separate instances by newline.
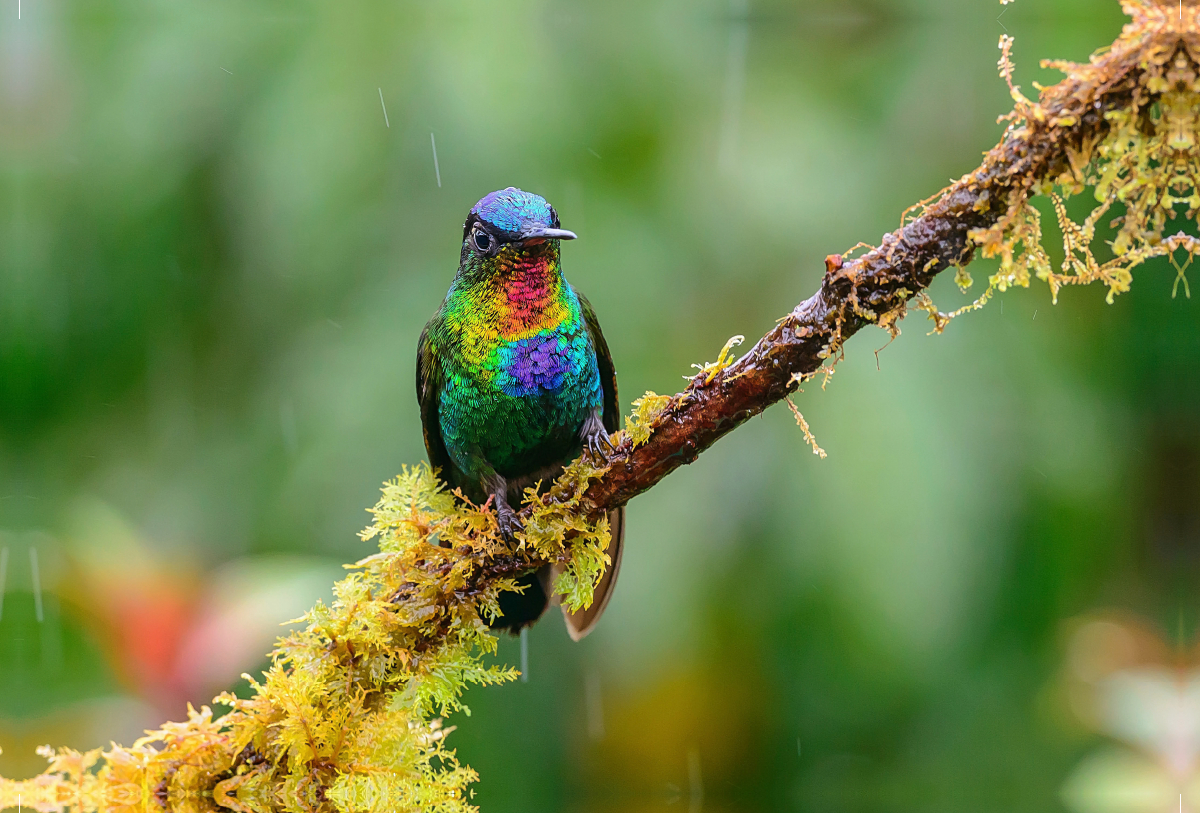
519, 226, 577, 243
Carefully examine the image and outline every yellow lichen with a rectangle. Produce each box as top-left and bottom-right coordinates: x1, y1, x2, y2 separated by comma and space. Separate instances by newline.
916, 15, 1199, 329
521, 456, 613, 612
785, 397, 827, 459
619, 390, 673, 448
691, 334, 746, 383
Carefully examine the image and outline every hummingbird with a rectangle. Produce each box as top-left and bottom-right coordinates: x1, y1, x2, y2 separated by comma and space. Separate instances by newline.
416, 187, 624, 640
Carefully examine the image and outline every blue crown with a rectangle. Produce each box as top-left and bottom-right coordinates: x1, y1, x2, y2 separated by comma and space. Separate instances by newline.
470, 187, 555, 235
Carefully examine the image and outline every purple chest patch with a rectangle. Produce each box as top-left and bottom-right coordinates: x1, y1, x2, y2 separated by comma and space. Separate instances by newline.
497, 333, 573, 396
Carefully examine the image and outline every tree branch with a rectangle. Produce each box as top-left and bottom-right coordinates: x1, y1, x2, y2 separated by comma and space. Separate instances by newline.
575, 3, 1183, 513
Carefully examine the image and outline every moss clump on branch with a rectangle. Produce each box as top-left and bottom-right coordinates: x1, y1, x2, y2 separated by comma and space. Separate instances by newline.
1, 464, 611, 813
2, 1, 1198, 810
921, 6, 1200, 331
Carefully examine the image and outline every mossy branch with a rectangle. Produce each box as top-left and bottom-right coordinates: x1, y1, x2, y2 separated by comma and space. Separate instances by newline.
2, 2, 1198, 812
575, 0, 1200, 512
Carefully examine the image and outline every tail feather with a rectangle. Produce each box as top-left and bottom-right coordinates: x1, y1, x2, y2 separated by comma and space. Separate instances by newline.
555, 507, 625, 641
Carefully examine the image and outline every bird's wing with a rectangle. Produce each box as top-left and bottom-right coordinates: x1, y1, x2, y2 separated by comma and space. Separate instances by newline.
416, 321, 455, 484
576, 290, 619, 434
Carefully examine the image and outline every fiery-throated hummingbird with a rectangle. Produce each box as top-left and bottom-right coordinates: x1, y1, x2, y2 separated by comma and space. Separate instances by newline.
416, 187, 623, 640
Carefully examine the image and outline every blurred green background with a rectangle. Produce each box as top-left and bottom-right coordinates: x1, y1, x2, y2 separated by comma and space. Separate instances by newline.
4, 0, 1199, 811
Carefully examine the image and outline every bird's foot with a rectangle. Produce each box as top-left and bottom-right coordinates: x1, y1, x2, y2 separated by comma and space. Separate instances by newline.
581, 412, 615, 463
497, 503, 524, 543
584, 430, 614, 462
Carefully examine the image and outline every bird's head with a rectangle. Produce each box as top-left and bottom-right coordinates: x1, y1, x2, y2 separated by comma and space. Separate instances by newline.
456, 187, 576, 283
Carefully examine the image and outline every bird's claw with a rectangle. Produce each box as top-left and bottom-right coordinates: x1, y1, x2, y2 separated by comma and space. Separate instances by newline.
497, 504, 524, 543
583, 428, 615, 463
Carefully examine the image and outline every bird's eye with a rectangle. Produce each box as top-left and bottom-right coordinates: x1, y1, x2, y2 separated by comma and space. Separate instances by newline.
549, 207, 560, 228
473, 229, 493, 253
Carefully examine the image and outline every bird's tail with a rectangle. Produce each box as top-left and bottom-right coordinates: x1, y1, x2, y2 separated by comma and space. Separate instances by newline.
553, 506, 625, 641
